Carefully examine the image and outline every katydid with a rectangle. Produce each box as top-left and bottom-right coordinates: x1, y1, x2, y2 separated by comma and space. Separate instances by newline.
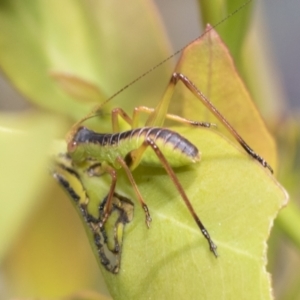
55, 0, 272, 265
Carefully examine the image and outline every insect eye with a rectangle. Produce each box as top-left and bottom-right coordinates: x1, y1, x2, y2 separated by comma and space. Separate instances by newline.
67, 140, 77, 153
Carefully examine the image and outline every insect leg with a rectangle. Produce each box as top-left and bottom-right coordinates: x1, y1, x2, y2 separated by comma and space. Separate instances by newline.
111, 108, 133, 132
124, 138, 218, 257
115, 156, 152, 228
53, 157, 135, 274
87, 163, 118, 227
111, 106, 215, 133
133, 106, 216, 128
147, 72, 273, 173
172, 73, 273, 173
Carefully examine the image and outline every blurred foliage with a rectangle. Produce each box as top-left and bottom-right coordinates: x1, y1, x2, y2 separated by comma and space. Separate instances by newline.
198, 0, 253, 61
0, 0, 297, 299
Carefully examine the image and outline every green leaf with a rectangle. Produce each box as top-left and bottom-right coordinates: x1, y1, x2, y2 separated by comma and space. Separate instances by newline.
0, 0, 172, 120
173, 26, 277, 170
0, 113, 65, 262
54, 126, 287, 300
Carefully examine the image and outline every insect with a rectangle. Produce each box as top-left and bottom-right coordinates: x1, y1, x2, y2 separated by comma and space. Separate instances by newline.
53, 153, 134, 273
55, 0, 273, 270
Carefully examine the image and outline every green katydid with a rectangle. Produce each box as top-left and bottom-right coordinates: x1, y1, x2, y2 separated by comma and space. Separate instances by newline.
54, 0, 272, 270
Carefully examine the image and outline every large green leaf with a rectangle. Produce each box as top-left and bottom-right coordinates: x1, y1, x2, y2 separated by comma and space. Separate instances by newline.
54, 126, 287, 300
173, 26, 277, 170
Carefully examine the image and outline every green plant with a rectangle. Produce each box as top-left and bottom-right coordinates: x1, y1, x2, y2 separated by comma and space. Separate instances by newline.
0, 1, 295, 299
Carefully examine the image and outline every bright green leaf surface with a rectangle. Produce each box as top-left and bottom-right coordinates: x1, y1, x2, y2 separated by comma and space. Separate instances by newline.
56, 127, 287, 300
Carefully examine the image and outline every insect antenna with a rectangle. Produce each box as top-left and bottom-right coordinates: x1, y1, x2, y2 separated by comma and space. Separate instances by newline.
66, 103, 108, 143
68, 0, 252, 140
99, 0, 252, 107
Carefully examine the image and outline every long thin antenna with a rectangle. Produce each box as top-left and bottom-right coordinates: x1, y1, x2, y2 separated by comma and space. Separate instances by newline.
100, 0, 252, 107
70, 0, 253, 131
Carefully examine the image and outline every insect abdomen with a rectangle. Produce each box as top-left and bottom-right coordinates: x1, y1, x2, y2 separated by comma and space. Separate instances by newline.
128, 127, 200, 167
71, 127, 200, 168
